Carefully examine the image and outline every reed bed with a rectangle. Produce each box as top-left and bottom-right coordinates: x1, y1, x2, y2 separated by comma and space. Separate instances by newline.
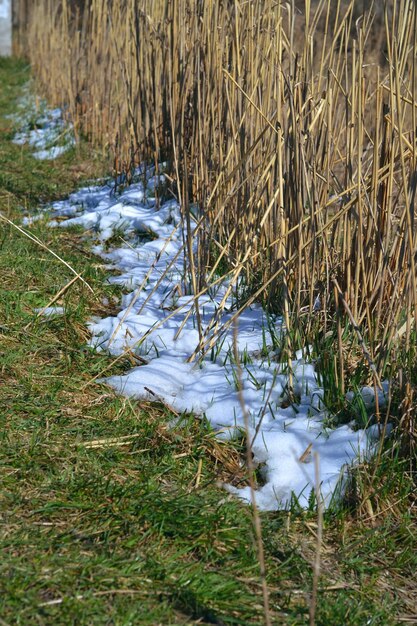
17, 0, 417, 401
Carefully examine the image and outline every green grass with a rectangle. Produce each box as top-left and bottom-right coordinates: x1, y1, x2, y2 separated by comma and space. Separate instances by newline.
0, 57, 416, 625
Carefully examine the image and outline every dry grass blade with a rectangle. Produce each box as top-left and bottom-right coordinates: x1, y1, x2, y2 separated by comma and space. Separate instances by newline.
0, 213, 93, 292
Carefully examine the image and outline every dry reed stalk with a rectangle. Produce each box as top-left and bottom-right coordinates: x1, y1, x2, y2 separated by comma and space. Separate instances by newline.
16, 0, 417, 387
232, 322, 272, 626
309, 453, 323, 626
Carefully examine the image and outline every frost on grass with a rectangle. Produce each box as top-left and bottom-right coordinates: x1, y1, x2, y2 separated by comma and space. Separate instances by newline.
10, 87, 75, 160
43, 167, 389, 511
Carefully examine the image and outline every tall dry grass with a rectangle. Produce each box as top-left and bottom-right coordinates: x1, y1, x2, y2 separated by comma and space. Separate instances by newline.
17, 0, 417, 392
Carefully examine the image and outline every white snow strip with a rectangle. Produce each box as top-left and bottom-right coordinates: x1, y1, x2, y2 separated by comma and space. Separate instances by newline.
34, 306, 65, 317
40, 168, 389, 511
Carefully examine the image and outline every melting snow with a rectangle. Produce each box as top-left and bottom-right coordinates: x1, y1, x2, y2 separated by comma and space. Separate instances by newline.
44, 168, 388, 511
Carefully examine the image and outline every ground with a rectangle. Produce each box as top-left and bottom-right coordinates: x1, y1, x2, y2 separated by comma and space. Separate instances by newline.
0, 57, 416, 625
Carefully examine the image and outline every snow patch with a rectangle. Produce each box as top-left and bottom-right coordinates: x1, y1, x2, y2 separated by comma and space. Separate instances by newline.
40, 170, 390, 511
10, 89, 75, 160
34, 306, 65, 317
